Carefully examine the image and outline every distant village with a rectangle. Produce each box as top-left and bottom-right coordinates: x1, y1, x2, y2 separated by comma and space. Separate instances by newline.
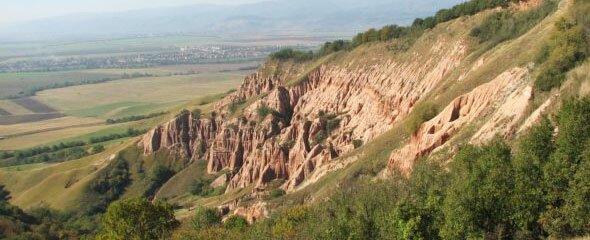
0, 45, 311, 72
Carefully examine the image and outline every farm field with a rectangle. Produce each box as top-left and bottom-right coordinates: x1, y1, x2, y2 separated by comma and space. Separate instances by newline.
0, 70, 246, 150
0, 62, 259, 99
35, 71, 245, 118
0, 34, 274, 153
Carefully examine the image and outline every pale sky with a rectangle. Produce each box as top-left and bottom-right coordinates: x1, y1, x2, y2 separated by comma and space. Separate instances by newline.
0, 0, 265, 25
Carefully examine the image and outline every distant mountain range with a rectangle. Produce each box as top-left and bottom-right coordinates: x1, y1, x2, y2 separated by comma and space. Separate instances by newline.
0, 0, 463, 41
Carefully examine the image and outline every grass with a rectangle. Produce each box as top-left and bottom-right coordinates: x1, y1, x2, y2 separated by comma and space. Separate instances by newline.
0, 139, 135, 210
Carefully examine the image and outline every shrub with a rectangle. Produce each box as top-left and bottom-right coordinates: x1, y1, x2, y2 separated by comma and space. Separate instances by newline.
99, 197, 178, 240
192, 208, 221, 231
90, 145, 105, 154
144, 165, 175, 197
353, 139, 364, 149
256, 104, 275, 119
535, 17, 588, 91
405, 102, 439, 134
224, 215, 249, 231
190, 179, 214, 196
472, 0, 557, 47
85, 156, 130, 214
270, 189, 286, 199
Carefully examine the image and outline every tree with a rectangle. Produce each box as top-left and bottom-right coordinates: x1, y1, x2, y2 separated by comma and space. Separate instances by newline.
442, 141, 516, 239
511, 118, 554, 237
192, 207, 221, 231
90, 145, 105, 154
224, 215, 249, 231
98, 197, 178, 240
542, 98, 590, 236
563, 143, 590, 234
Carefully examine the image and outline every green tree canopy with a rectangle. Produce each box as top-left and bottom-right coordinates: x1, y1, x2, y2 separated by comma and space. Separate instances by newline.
98, 197, 178, 240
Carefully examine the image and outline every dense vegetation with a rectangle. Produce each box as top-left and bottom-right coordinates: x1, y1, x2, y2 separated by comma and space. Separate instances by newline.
535, 0, 590, 91
0, 154, 135, 239
97, 197, 177, 240
84, 155, 131, 215
105, 111, 167, 124
471, 0, 558, 49
183, 98, 590, 239
0, 188, 103, 239
272, 0, 528, 62
269, 49, 314, 62
144, 165, 176, 198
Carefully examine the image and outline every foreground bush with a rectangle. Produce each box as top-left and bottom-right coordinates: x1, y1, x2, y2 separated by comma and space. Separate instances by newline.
98, 197, 178, 240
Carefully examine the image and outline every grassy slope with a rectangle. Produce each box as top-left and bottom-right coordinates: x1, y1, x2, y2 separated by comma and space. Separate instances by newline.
0, 140, 135, 210
0, 89, 228, 209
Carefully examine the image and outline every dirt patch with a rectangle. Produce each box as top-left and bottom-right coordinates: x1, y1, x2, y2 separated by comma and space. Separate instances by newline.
0, 108, 11, 116
0, 113, 65, 125
11, 97, 58, 113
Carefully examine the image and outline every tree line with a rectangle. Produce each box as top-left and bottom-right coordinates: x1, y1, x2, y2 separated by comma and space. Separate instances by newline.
105, 112, 167, 124
0, 128, 145, 167
271, 0, 528, 62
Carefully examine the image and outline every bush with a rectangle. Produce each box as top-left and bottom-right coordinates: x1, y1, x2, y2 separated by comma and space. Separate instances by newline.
270, 189, 286, 199
256, 105, 274, 119
535, 16, 588, 91
353, 139, 364, 149
98, 197, 178, 240
190, 179, 214, 196
144, 165, 175, 197
192, 208, 221, 231
405, 102, 439, 134
471, 0, 557, 47
90, 145, 105, 154
85, 156, 130, 214
224, 215, 249, 231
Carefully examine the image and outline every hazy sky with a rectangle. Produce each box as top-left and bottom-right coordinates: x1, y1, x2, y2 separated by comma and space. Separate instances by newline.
0, 0, 265, 25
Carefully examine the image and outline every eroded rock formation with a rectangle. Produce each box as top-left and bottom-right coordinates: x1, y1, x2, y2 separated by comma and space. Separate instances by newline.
387, 68, 529, 174
140, 36, 469, 192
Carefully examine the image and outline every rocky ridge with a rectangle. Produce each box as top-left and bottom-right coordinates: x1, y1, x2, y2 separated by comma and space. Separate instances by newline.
140, 34, 469, 193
